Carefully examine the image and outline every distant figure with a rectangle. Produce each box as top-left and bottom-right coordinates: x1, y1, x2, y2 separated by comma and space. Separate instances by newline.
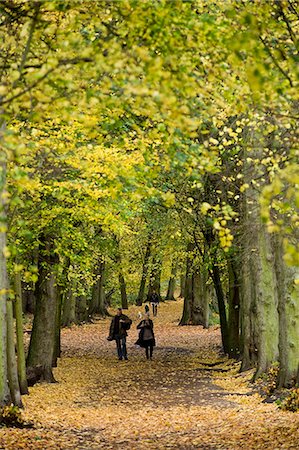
107, 308, 132, 361
136, 313, 156, 360
148, 289, 159, 316
145, 304, 150, 315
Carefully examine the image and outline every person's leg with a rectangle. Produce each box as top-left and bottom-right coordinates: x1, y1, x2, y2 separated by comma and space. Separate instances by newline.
122, 337, 128, 360
150, 343, 153, 359
145, 345, 149, 359
152, 303, 155, 315
116, 339, 122, 360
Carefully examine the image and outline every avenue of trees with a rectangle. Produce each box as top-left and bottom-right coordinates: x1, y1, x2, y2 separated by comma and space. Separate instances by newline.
0, 0, 298, 408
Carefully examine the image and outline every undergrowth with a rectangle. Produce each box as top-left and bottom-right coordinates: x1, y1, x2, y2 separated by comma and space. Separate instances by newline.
279, 388, 299, 412
0, 405, 31, 428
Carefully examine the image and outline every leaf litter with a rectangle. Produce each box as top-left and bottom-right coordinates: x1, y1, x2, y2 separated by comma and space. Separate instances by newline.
1, 300, 298, 449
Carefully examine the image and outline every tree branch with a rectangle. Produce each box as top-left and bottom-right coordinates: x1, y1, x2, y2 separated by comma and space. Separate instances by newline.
0, 57, 93, 107
259, 35, 294, 88
15, 2, 41, 85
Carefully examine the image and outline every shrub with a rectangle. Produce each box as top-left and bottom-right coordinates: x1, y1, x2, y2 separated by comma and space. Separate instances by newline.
0, 405, 25, 428
280, 388, 299, 412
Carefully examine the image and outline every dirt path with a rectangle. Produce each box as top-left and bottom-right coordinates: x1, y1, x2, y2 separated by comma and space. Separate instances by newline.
1, 300, 299, 449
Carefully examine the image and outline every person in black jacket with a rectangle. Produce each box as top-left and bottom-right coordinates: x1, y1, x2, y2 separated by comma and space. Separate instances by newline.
107, 308, 132, 360
136, 313, 156, 360
148, 289, 159, 316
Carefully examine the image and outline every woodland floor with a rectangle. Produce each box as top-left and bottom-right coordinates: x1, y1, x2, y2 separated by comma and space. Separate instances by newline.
1, 300, 299, 449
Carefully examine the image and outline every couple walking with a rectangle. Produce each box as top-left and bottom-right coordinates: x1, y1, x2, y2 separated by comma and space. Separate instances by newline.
107, 307, 156, 361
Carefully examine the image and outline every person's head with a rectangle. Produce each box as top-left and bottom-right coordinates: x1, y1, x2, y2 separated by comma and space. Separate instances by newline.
117, 308, 122, 316
145, 312, 150, 320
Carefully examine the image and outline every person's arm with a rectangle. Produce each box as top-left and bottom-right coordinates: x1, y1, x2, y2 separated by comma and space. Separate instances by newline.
108, 318, 114, 339
137, 320, 145, 329
121, 315, 132, 325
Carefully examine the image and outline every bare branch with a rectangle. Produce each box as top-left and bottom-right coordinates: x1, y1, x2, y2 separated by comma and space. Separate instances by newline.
259, 35, 294, 88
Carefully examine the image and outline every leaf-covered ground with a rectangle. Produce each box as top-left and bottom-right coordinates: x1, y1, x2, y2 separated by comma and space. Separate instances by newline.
1, 300, 299, 449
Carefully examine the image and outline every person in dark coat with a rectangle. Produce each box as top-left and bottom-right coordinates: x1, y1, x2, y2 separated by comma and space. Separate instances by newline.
107, 308, 132, 360
148, 289, 159, 316
136, 313, 156, 360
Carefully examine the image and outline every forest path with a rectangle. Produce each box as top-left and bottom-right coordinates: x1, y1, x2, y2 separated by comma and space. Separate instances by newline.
2, 300, 299, 449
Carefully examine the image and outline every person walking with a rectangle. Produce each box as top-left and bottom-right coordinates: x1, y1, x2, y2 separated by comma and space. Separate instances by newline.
148, 289, 159, 316
107, 308, 132, 361
136, 313, 156, 360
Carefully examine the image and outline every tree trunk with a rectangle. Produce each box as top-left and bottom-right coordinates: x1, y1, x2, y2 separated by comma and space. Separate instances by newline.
253, 223, 279, 379
227, 256, 241, 358
22, 283, 35, 314
89, 266, 101, 318
136, 238, 152, 306
62, 284, 76, 327
203, 224, 229, 353
147, 256, 162, 300
119, 271, 128, 309
0, 151, 12, 405
165, 260, 177, 301
76, 294, 88, 323
179, 275, 185, 298
285, 270, 299, 385
240, 240, 258, 371
97, 261, 108, 316
211, 263, 229, 354
209, 284, 218, 313
192, 267, 209, 328
274, 235, 299, 387
52, 288, 62, 368
179, 243, 194, 325
26, 235, 58, 383
6, 296, 22, 406
13, 271, 28, 395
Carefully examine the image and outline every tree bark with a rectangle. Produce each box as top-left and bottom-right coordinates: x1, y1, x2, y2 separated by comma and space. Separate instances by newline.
240, 240, 258, 371
192, 267, 209, 328
165, 260, 177, 301
136, 238, 152, 306
13, 270, 28, 395
211, 263, 229, 354
119, 271, 128, 309
227, 256, 241, 358
6, 295, 22, 406
22, 283, 36, 314
273, 235, 299, 387
0, 151, 12, 405
26, 235, 58, 383
253, 223, 279, 379
62, 284, 76, 327
76, 294, 88, 323
179, 243, 194, 325
98, 261, 108, 316
179, 275, 185, 298
147, 256, 162, 300
52, 288, 62, 367
202, 223, 229, 353
114, 242, 128, 309
62, 281, 76, 327
89, 265, 101, 318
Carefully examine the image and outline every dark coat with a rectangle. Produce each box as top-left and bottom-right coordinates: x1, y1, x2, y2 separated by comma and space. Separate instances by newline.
108, 314, 132, 340
148, 292, 159, 304
135, 319, 156, 348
